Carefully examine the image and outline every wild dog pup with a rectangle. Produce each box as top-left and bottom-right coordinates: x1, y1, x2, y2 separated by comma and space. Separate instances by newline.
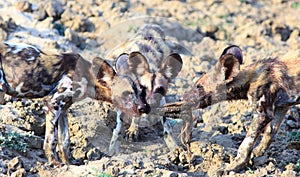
0, 42, 117, 165
108, 24, 183, 155
167, 45, 300, 172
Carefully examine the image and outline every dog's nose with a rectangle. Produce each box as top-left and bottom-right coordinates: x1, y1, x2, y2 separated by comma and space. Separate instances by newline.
138, 104, 151, 114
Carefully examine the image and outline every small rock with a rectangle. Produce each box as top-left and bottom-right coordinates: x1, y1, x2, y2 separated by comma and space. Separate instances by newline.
64, 28, 82, 46
71, 147, 86, 160
53, 22, 65, 36
285, 163, 295, 171
120, 160, 132, 168
210, 134, 234, 148
178, 151, 188, 165
106, 166, 120, 176
0, 159, 7, 174
0, 28, 8, 41
287, 140, 300, 150
287, 29, 300, 49
63, 16, 94, 32
10, 168, 26, 177
252, 155, 269, 167
138, 161, 144, 169
35, 17, 54, 29
0, 17, 17, 33
141, 169, 154, 176
86, 148, 103, 161
281, 170, 296, 177
15, 1, 32, 12
26, 135, 43, 149
265, 161, 276, 173
85, 39, 98, 49
228, 171, 236, 177
274, 25, 292, 41
44, 1, 64, 19
286, 120, 298, 129
203, 24, 218, 39
218, 126, 228, 134
36, 8, 47, 21
60, 8, 74, 22
8, 157, 24, 176
169, 172, 179, 177
88, 17, 110, 34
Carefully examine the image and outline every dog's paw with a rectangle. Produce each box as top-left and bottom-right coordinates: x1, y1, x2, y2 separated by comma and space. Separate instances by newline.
125, 127, 139, 142
225, 157, 247, 173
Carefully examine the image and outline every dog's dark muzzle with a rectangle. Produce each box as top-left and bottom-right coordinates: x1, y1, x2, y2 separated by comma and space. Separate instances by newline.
137, 103, 151, 114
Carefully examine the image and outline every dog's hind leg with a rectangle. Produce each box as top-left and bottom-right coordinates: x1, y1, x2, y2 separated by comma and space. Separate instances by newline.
43, 102, 60, 165
252, 90, 290, 157
226, 95, 273, 172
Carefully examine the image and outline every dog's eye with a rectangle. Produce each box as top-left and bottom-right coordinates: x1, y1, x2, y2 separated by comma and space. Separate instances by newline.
139, 86, 147, 98
122, 91, 133, 98
196, 84, 204, 90
154, 87, 165, 95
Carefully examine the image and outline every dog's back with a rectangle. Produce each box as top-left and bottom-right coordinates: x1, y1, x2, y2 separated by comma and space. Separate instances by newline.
0, 42, 93, 100
111, 24, 172, 71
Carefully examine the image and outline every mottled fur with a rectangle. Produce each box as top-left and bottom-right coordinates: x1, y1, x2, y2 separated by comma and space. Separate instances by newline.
108, 24, 183, 155
168, 45, 300, 172
0, 42, 116, 164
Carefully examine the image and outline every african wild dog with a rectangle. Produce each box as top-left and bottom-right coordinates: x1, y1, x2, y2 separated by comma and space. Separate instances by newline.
165, 45, 300, 172
0, 42, 119, 165
107, 24, 183, 155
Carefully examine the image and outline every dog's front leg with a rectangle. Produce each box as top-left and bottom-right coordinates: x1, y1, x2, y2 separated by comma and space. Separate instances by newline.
43, 100, 61, 165
44, 96, 72, 165
161, 116, 179, 150
108, 110, 122, 155
0, 70, 6, 104
57, 111, 70, 164
0, 91, 5, 105
44, 75, 74, 165
226, 95, 273, 172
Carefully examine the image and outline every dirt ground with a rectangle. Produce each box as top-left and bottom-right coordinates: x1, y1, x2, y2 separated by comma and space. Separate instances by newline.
0, 0, 300, 176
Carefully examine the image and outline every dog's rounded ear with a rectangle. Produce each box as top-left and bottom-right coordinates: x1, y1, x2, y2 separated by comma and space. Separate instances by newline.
160, 53, 183, 80
220, 45, 243, 64
217, 46, 241, 82
127, 51, 150, 76
92, 57, 115, 86
115, 53, 129, 75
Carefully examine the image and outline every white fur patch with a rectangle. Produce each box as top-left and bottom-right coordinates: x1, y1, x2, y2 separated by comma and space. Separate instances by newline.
52, 75, 74, 100
241, 137, 255, 148
26, 56, 36, 61
114, 110, 122, 136
59, 75, 73, 91
15, 82, 51, 96
4, 42, 40, 54
0, 70, 6, 90
75, 77, 88, 98
102, 72, 113, 85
